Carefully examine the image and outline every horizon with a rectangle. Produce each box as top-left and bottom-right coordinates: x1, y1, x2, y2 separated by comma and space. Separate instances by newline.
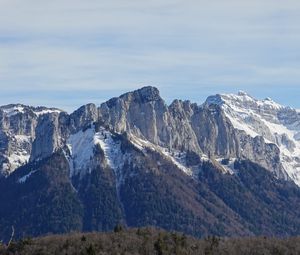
0, 86, 298, 113
1, 1, 300, 111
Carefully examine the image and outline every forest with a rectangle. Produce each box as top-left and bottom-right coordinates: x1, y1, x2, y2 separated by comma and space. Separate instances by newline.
1, 227, 299, 255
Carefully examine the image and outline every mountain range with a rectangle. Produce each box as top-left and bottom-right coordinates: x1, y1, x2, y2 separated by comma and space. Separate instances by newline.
0, 86, 300, 241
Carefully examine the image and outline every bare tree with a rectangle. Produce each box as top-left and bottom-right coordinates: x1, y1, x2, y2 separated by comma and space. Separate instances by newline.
7, 226, 14, 248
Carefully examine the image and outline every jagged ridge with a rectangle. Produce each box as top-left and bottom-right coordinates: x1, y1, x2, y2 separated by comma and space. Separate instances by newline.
1, 87, 300, 186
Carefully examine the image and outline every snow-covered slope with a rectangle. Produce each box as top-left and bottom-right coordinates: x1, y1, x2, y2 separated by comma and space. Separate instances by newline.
206, 91, 300, 186
67, 127, 95, 177
2, 135, 31, 174
67, 126, 126, 185
129, 134, 194, 176
67, 125, 195, 181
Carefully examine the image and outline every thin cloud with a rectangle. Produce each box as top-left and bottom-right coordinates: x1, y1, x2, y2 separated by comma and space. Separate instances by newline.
0, 0, 300, 110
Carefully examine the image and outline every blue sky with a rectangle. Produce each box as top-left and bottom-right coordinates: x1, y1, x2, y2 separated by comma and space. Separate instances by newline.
0, 0, 300, 112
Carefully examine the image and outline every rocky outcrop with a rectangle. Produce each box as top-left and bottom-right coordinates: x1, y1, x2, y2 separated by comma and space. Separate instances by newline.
69, 103, 98, 133
0, 105, 38, 175
0, 102, 100, 172
238, 133, 284, 179
0, 104, 63, 175
98, 87, 170, 146
30, 112, 64, 161
98, 87, 240, 158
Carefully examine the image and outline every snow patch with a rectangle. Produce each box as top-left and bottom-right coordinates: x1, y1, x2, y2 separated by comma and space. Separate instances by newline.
94, 129, 123, 170
160, 148, 193, 176
34, 109, 61, 116
18, 170, 37, 183
6, 152, 30, 172
67, 127, 95, 177
129, 135, 193, 176
2, 106, 25, 117
67, 126, 126, 183
94, 127, 126, 189
215, 158, 237, 174
2, 134, 31, 174
1, 105, 62, 118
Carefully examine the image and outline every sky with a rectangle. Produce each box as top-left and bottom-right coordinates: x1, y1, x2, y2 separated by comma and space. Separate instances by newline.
0, 0, 300, 112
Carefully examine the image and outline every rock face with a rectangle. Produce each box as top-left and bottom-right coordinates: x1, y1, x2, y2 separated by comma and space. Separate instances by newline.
30, 112, 64, 161
69, 103, 98, 133
0, 104, 62, 176
99, 87, 240, 158
99, 87, 170, 146
238, 134, 283, 178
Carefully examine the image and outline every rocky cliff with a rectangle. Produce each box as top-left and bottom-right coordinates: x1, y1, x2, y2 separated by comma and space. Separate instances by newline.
0, 87, 298, 186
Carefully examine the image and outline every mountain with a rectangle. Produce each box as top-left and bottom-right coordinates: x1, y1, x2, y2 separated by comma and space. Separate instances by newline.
0, 86, 300, 241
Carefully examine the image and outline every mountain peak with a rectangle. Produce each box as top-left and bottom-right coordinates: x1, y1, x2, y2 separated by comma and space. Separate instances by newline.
104, 86, 162, 109
0, 104, 63, 118
237, 90, 249, 96
204, 91, 255, 107
204, 94, 224, 106
0, 104, 26, 116
205, 91, 284, 111
120, 86, 161, 103
136, 86, 160, 98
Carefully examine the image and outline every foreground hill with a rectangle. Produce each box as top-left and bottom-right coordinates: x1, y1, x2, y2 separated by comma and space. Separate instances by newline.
1, 227, 300, 255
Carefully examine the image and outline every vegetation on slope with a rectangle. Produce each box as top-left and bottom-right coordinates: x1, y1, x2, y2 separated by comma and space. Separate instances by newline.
1, 227, 300, 255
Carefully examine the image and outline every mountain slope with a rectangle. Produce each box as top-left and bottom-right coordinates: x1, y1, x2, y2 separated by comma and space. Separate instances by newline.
0, 153, 83, 240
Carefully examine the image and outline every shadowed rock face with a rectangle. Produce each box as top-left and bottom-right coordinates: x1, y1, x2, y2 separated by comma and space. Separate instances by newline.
69, 103, 98, 133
